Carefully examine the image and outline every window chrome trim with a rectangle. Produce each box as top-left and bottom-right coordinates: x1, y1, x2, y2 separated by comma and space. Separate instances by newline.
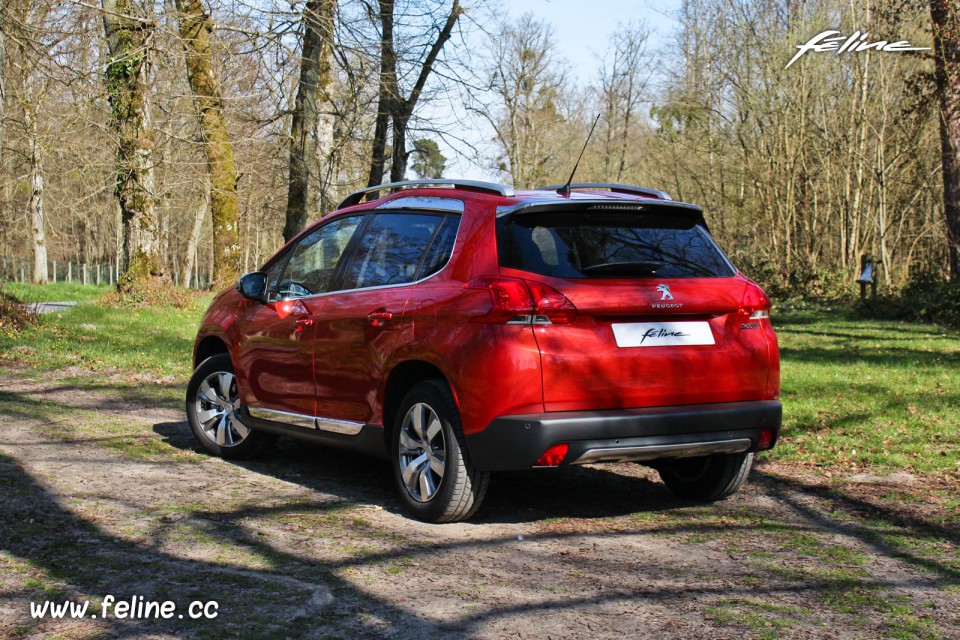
246, 406, 365, 436
376, 196, 465, 213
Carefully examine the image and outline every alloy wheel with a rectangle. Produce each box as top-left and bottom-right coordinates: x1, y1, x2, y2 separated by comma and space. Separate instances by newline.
397, 402, 447, 502
193, 371, 250, 447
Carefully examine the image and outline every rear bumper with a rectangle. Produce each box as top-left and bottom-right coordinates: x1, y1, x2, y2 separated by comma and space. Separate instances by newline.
464, 400, 782, 471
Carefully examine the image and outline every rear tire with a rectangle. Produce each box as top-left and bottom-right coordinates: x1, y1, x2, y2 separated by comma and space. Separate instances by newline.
657, 452, 753, 502
391, 380, 489, 523
186, 354, 277, 460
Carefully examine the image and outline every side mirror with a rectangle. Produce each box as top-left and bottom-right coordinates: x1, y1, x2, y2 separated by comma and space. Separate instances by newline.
236, 271, 267, 301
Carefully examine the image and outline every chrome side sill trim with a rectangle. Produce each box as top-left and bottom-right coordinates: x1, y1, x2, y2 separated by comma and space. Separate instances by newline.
245, 406, 365, 435
247, 406, 315, 429
571, 438, 753, 465
315, 417, 364, 436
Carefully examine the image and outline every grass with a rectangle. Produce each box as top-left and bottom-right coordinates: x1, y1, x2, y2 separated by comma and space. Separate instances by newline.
771, 308, 960, 478
0, 291, 211, 379
4, 281, 111, 303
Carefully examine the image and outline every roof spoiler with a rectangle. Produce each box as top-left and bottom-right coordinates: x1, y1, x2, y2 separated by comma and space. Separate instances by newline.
536, 183, 671, 201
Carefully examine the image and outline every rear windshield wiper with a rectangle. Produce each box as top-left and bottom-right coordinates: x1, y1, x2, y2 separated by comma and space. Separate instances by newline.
580, 261, 663, 275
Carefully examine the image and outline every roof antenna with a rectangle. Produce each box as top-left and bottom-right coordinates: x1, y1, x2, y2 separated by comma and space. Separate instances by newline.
558, 113, 601, 197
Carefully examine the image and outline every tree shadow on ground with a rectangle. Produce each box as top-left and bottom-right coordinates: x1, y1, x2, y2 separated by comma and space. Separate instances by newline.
3, 431, 958, 639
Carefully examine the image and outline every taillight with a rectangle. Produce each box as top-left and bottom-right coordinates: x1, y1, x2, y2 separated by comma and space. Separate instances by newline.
465, 277, 577, 325
534, 443, 569, 467
738, 281, 771, 320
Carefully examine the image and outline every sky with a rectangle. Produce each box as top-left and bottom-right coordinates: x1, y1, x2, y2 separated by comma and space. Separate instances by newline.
437, 0, 683, 181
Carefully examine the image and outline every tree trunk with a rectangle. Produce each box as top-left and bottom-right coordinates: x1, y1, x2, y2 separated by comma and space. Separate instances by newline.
182, 182, 209, 289
366, 0, 396, 190
0, 23, 5, 174
102, 0, 161, 285
931, 0, 960, 280
389, 112, 409, 183
174, 0, 242, 287
283, 0, 337, 242
25, 100, 47, 284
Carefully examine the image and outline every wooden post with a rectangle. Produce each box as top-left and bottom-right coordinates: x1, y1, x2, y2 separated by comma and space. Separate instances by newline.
53, 261, 57, 283
82, 263, 88, 285
67, 262, 72, 283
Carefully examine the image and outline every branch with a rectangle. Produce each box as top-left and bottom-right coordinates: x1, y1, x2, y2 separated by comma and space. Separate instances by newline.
402, 0, 462, 116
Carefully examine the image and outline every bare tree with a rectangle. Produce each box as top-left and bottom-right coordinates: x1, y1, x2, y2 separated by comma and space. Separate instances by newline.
931, 0, 960, 280
102, 0, 161, 284
283, 0, 337, 242
10, 1, 52, 284
479, 13, 572, 188
596, 22, 652, 183
174, 0, 241, 286
365, 0, 396, 188
366, 0, 462, 187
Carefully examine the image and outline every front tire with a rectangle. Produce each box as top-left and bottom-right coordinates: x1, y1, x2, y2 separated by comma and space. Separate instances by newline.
391, 380, 489, 523
657, 452, 754, 502
186, 354, 276, 459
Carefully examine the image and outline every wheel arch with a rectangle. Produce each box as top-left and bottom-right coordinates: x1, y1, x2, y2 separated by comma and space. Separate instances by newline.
194, 335, 230, 370
381, 360, 452, 444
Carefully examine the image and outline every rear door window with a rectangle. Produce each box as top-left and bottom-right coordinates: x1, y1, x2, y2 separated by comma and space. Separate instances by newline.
497, 211, 735, 279
340, 212, 456, 290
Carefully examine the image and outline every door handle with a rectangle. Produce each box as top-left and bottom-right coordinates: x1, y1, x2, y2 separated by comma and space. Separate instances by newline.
367, 310, 394, 327
294, 318, 314, 334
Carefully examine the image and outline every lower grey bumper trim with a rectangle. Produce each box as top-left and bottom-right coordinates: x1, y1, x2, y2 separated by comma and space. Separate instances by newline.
571, 438, 753, 465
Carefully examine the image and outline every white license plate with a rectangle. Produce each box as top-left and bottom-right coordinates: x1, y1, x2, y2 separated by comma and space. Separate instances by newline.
611, 322, 715, 348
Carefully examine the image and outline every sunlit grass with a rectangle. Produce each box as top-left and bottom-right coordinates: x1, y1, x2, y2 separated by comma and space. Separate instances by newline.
0, 294, 211, 379
3, 281, 111, 303
771, 309, 960, 477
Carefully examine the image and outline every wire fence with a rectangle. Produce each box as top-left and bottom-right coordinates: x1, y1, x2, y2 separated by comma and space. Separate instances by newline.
0, 257, 213, 290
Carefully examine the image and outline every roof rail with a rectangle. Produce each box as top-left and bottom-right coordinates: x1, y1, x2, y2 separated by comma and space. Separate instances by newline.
337, 179, 515, 210
535, 182, 671, 201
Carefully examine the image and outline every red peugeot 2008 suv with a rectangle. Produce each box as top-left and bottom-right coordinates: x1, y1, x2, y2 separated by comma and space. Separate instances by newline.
187, 180, 781, 522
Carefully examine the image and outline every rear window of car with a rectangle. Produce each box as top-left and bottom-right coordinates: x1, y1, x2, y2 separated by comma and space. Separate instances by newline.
497, 211, 735, 279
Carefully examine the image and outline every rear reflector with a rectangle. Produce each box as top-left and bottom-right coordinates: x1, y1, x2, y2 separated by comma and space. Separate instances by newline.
757, 429, 775, 451
465, 277, 577, 325
534, 443, 569, 467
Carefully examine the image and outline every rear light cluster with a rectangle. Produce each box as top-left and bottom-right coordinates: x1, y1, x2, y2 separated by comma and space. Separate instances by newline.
466, 277, 577, 325
738, 281, 771, 321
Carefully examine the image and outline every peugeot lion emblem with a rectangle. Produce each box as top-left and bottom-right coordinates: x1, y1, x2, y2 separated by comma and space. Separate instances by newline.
657, 284, 674, 301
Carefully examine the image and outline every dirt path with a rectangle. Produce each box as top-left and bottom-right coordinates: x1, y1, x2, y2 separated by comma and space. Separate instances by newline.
1, 370, 957, 639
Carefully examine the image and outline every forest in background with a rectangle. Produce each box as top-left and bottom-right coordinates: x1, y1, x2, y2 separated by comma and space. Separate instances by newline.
0, 0, 957, 305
